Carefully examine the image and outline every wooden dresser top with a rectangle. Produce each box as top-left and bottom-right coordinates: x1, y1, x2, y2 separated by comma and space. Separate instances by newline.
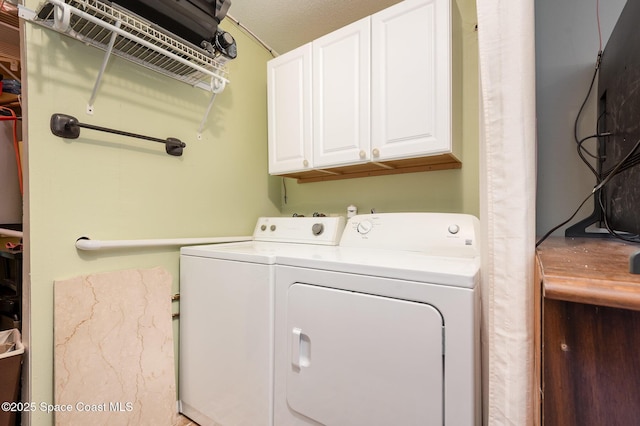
537, 237, 640, 310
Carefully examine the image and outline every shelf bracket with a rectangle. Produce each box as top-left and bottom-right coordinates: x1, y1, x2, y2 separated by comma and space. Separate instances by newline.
197, 77, 227, 140
87, 20, 122, 115
52, 2, 70, 32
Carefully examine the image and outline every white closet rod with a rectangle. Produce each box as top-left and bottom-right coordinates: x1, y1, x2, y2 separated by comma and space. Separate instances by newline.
0, 228, 23, 238
75, 236, 251, 251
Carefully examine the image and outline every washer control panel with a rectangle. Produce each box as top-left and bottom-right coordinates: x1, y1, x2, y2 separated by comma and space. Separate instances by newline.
356, 220, 373, 235
253, 216, 346, 245
342, 213, 480, 256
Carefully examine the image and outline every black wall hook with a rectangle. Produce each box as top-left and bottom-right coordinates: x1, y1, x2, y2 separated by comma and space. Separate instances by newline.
50, 113, 186, 156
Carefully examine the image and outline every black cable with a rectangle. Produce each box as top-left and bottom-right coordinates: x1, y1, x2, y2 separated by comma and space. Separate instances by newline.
536, 190, 594, 247
576, 131, 612, 179
598, 191, 640, 243
591, 138, 640, 244
282, 178, 287, 204
593, 137, 640, 193
601, 153, 640, 177
552, 9, 640, 244
573, 51, 603, 147
547, 137, 640, 247
576, 133, 608, 178
577, 134, 600, 159
541, 47, 637, 245
541, 55, 602, 244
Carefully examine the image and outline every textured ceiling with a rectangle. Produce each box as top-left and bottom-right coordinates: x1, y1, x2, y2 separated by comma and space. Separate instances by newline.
226, 0, 402, 56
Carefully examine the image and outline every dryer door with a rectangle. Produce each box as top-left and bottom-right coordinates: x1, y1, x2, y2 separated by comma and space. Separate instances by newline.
286, 283, 444, 425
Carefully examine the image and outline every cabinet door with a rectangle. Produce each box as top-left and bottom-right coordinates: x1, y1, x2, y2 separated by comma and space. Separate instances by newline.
371, 0, 451, 160
312, 17, 371, 168
267, 43, 313, 174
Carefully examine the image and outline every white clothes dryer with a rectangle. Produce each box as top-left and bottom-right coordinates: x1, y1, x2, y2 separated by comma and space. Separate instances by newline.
273, 213, 481, 426
179, 216, 346, 426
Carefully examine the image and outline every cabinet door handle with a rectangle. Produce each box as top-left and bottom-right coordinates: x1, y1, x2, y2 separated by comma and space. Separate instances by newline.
359, 150, 366, 159
303, 159, 309, 167
372, 148, 380, 158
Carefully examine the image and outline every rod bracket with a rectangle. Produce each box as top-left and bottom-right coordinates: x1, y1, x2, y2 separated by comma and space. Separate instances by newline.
50, 113, 80, 139
165, 138, 184, 156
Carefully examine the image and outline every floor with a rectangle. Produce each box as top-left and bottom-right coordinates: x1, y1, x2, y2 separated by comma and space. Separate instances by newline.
176, 414, 199, 426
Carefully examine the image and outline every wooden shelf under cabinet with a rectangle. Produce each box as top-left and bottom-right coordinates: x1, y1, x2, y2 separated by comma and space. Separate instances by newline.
277, 153, 461, 183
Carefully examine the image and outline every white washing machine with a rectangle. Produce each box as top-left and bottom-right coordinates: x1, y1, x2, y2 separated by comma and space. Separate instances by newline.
178, 216, 346, 426
273, 213, 481, 426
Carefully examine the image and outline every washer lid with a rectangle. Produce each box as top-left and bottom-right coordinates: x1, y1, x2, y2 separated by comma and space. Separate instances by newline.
276, 246, 480, 288
179, 241, 333, 265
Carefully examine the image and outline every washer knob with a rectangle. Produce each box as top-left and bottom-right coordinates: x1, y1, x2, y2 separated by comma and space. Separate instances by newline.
260, 224, 267, 231
357, 220, 373, 234
448, 224, 460, 234
270, 225, 276, 231
312, 223, 324, 236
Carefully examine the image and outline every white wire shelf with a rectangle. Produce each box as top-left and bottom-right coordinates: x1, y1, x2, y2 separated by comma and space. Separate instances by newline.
19, 0, 229, 92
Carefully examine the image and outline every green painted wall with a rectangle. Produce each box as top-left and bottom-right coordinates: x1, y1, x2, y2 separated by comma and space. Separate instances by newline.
280, 0, 479, 218
22, 2, 279, 422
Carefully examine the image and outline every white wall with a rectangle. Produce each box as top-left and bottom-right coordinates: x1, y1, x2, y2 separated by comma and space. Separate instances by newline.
535, 0, 626, 237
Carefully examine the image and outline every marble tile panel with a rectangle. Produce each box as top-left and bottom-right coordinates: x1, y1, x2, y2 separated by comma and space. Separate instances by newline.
54, 267, 176, 425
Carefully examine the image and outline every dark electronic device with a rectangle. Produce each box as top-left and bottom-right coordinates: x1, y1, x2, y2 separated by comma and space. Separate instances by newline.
567, 0, 640, 239
113, 0, 232, 51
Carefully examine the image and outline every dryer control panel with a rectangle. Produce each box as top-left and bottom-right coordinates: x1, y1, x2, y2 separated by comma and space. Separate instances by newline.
253, 216, 346, 245
340, 213, 480, 257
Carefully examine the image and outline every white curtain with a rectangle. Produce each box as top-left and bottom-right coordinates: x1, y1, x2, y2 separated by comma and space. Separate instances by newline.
477, 1, 537, 424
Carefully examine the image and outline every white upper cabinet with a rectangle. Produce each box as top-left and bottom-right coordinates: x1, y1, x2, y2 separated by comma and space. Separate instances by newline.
267, 0, 460, 181
371, 0, 451, 161
267, 43, 313, 174
312, 17, 371, 168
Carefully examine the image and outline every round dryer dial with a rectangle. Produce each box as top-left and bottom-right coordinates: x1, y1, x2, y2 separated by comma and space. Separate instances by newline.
357, 220, 373, 234
448, 224, 460, 234
312, 223, 324, 236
